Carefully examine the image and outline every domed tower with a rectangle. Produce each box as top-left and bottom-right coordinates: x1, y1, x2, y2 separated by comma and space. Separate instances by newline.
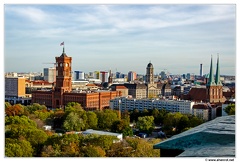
146, 62, 154, 84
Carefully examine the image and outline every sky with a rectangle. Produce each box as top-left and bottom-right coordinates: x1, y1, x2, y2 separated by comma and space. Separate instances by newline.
4, 3, 236, 76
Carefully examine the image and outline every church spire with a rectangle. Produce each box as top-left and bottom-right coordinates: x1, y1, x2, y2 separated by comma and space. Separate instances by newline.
215, 54, 222, 85
207, 55, 216, 86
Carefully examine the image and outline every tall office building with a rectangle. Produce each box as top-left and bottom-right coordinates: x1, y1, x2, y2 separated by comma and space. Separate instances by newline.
116, 72, 121, 78
5, 76, 26, 97
43, 67, 56, 83
200, 63, 203, 77
127, 71, 137, 82
94, 71, 100, 79
74, 71, 85, 80
160, 71, 167, 80
100, 71, 109, 83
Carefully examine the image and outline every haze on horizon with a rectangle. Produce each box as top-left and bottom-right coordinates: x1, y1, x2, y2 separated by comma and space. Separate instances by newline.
4, 4, 236, 76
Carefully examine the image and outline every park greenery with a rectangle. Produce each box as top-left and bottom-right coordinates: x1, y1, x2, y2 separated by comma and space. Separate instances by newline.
224, 104, 235, 115
5, 101, 209, 157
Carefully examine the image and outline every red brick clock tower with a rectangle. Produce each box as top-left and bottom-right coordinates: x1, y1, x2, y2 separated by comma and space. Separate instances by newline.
52, 46, 72, 108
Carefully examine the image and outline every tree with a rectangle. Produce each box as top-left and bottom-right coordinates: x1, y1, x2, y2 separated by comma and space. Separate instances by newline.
65, 102, 83, 112
25, 103, 47, 114
177, 115, 190, 133
61, 142, 81, 157
5, 104, 24, 116
163, 113, 174, 134
121, 110, 130, 123
141, 108, 149, 116
125, 137, 160, 157
93, 135, 118, 151
107, 141, 133, 157
63, 112, 85, 131
224, 104, 235, 115
5, 121, 48, 156
151, 108, 160, 124
5, 115, 37, 128
136, 116, 154, 134
122, 126, 133, 137
85, 111, 98, 129
52, 109, 65, 129
96, 109, 118, 130
172, 112, 183, 128
130, 109, 140, 122
158, 108, 168, 124
5, 102, 12, 109
5, 138, 33, 157
41, 145, 61, 157
42, 134, 81, 157
34, 109, 53, 121
111, 119, 133, 137
82, 145, 106, 157
189, 116, 204, 128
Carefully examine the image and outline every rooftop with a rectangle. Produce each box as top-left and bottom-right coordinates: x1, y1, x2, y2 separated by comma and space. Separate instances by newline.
83, 129, 122, 137
153, 115, 235, 157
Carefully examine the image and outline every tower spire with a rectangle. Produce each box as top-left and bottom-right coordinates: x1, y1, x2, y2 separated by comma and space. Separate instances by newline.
215, 54, 222, 85
207, 55, 216, 86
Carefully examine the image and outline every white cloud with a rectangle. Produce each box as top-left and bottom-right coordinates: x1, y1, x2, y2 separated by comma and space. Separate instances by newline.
5, 6, 48, 23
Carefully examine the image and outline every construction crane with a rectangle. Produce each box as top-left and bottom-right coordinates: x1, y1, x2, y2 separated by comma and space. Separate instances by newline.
42, 62, 57, 68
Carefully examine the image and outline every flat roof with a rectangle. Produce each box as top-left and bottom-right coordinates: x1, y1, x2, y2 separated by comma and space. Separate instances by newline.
83, 129, 122, 137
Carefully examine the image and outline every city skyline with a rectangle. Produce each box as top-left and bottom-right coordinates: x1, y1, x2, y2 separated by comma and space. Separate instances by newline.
4, 4, 236, 75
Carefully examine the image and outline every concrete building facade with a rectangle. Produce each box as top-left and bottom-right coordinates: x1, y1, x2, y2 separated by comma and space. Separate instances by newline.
127, 71, 137, 82
5, 77, 26, 97
43, 67, 56, 83
110, 97, 195, 114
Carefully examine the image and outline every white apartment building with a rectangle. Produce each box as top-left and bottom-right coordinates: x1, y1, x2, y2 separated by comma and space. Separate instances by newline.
110, 97, 195, 114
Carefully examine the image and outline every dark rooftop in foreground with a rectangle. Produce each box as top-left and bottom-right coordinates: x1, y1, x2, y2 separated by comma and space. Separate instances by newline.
153, 115, 235, 157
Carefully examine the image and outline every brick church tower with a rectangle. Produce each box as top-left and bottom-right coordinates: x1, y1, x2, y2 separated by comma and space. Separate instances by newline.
206, 55, 224, 103
206, 55, 225, 116
52, 46, 72, 108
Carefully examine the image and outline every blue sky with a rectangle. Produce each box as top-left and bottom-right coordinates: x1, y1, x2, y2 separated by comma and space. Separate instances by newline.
4, 4, 236, 75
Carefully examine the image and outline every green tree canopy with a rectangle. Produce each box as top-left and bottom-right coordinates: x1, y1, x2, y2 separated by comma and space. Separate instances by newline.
5, 102, 12, 109
5, 138, 34, 157
82, 145, 106, 157
111, 119, 133, 137
5, 115, 37, 128
86, 111, 98, 129
125, 137, 160, 157
224, 104, 235, 115
65, 102, 83, 112
34, 109, 54, 121
25, 103, 47, 114
63, 112, 85, 131
136, 116, 154, 134
96, 109, 118, 130
177, 115, 190, 133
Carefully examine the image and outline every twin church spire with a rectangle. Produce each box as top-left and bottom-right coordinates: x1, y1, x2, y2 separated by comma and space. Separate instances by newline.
207, 55, 222, 86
